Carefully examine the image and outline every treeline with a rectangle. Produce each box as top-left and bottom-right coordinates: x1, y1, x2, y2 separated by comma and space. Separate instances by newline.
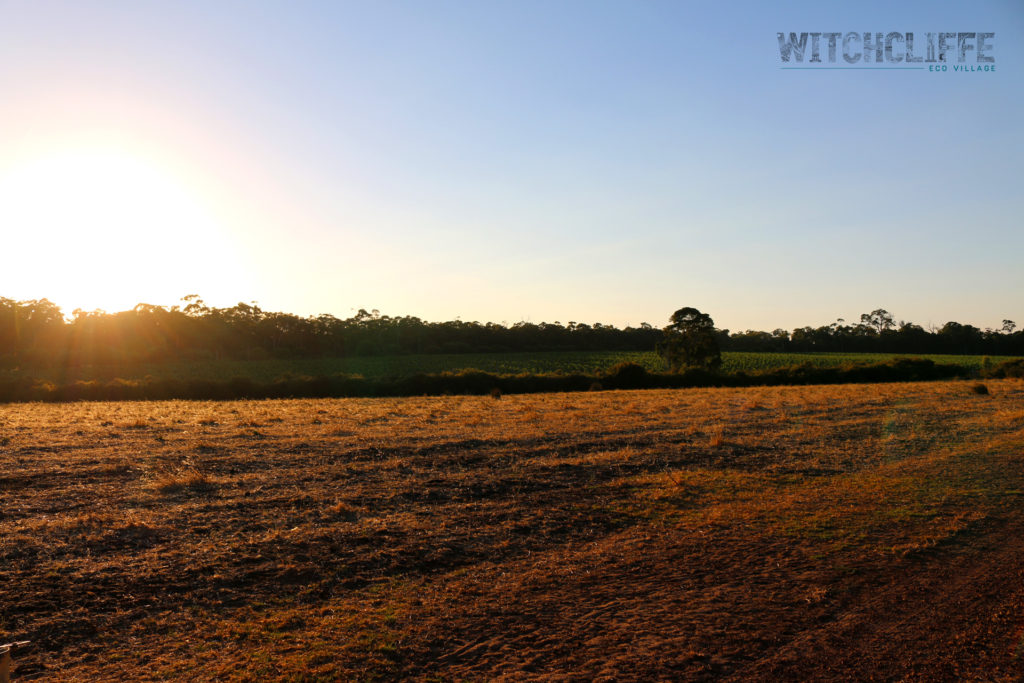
4, 358, 1016, 404
1, 298, 1021, 367
726, 309, 1023, 356
0, 296, 661, 365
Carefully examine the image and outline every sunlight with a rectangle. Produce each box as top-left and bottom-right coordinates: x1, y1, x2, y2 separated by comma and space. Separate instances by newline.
0, 145, 251, 314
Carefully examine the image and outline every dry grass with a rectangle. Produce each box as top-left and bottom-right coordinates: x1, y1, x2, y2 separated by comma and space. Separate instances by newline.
148, 469, 219, 494
1, 379, 1024, 680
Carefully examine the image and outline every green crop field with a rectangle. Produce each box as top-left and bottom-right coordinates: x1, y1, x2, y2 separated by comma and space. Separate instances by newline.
3, 350, 1017, 386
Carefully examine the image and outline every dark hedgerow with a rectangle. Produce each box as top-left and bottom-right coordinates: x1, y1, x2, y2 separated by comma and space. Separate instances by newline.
0, 358, 972, 404
985, 358, 1024, 378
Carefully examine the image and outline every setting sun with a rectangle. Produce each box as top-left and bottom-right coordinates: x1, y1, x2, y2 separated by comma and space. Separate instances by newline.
0, 144, 250, 314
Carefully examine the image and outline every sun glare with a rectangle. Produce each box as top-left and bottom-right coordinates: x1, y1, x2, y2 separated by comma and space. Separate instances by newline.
0, 145, 251, 314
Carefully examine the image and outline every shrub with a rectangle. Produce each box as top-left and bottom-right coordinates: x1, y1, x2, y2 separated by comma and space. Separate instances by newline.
988, 359, 1024, 378
603, 362, 648, 389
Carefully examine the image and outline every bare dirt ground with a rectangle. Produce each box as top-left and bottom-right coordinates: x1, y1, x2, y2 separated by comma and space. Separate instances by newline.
2, 379, 1023, 680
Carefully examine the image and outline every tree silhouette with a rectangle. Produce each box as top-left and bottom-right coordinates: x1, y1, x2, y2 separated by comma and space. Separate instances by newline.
657, 307, 722, 372
860, 309, 895, 334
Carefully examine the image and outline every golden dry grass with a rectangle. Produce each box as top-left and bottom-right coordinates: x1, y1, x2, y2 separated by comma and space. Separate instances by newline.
1, 379, 1023, 680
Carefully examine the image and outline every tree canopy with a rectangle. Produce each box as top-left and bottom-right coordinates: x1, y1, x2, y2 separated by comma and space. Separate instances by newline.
657, 307, 722, 372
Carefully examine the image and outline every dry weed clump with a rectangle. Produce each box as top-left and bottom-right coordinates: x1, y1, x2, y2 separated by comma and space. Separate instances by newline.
325, 500, 362, 523
148, 469, 219, 494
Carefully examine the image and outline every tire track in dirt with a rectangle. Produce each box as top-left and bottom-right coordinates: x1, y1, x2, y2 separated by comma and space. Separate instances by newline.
404, 513, 1024, 681
735, 514, 1024, 681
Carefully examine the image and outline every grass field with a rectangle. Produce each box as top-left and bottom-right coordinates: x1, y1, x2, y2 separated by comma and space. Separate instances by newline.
4, 350, 1017, 384
2, 379, 1024, 679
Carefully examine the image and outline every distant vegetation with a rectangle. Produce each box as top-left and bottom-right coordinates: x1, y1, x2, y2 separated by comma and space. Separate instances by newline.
2, 297, 1021, 369
3, 357, 1014, 403
5, 350, 1020, 386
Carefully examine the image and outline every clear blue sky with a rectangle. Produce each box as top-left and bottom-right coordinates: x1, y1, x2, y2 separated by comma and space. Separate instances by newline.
0, 0, 1020, 332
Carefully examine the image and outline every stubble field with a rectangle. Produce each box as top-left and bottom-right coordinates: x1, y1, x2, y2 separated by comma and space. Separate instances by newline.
2, 379, 1024, 680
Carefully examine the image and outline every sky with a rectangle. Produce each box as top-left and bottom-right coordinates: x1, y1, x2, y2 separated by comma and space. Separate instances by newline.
0, 0, 1021, 332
